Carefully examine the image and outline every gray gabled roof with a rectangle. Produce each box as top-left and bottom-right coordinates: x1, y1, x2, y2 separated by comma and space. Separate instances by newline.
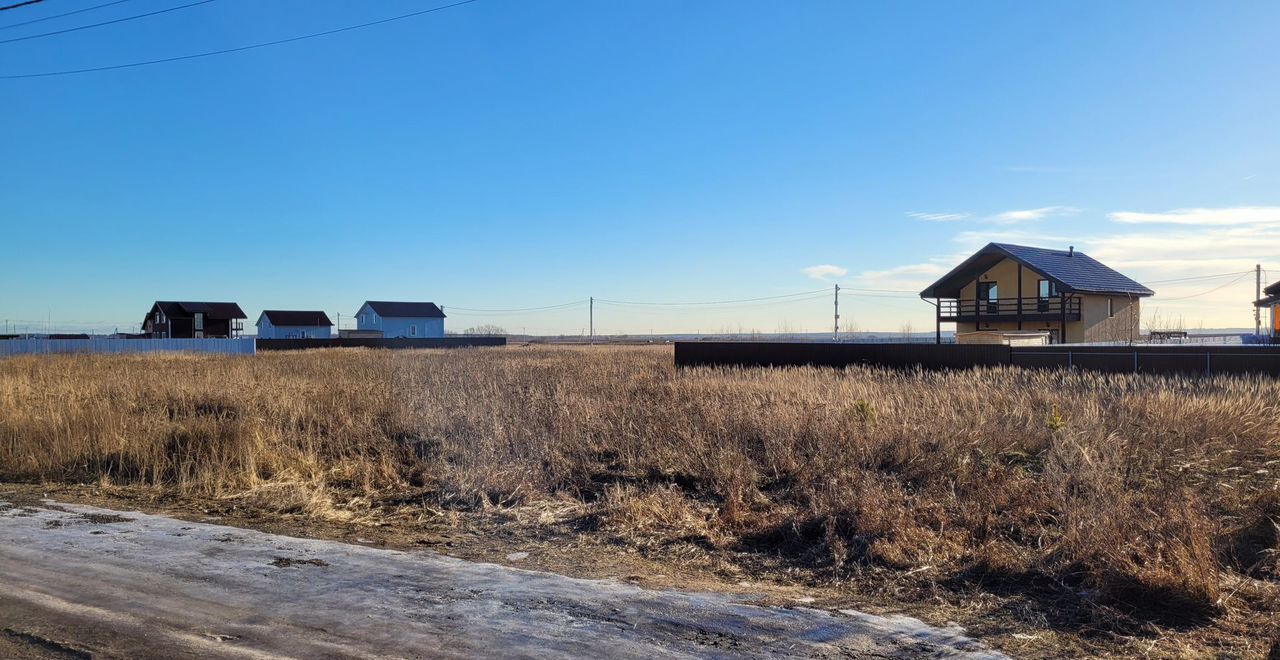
919, 243, 1154, 298
361, 301, 446, 318
258, 310, 333, 327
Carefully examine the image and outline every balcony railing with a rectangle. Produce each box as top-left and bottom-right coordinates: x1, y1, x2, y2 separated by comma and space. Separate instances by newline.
938, 296, 1081, 322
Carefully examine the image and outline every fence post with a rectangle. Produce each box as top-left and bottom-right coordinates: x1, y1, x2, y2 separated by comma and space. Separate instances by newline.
1206, 352, 1211, 377
1068, 351, 1073, 369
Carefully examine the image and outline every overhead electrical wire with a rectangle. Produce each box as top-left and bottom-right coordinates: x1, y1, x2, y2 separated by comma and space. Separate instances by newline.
597, 292, 832, 316
1150, 271, 1253, 301
595, 288, 829, 307
0, 0, 136, 31
0, 0, 481, 79
1142, 270, 1254, 285
0, 0, 216, 45
0, 0, 44, 13
444, 300, 589, 314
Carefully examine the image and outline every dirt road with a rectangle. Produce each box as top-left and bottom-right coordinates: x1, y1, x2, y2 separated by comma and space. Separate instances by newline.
0, 499, 1003, 659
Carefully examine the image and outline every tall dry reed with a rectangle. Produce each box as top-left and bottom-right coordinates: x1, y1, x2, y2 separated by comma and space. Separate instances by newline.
1, 346, 1276, 630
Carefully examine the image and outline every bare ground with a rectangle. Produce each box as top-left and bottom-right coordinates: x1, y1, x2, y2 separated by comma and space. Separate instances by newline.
8, 482, 1273, 658
0, 492, 1002, 659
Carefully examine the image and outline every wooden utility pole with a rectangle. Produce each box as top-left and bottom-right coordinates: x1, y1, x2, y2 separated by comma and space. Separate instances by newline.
589, 296, 594, 344
1256, 264, 1262, 336
833, 284, 840, 341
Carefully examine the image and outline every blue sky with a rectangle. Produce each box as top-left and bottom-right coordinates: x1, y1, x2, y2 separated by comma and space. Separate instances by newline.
2, 0, 1278, 334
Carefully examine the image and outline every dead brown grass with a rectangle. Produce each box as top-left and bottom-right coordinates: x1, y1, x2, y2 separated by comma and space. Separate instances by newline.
1, 345, 1277, 656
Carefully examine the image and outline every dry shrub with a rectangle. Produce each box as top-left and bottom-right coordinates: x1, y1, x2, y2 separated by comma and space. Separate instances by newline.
2, 346, 1278, 638
592, 484, 720, 546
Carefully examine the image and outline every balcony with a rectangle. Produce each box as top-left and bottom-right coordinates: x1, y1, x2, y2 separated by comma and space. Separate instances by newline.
938, 297, 1080, 323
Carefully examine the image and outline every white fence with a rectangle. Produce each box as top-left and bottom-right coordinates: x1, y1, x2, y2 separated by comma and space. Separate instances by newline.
0, 338, 256, 357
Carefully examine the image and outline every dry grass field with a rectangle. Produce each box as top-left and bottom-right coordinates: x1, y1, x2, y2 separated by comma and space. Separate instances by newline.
2, 345, 1277, 657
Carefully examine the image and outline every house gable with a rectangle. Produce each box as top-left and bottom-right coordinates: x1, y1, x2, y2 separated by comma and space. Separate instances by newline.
920, 243, 1153, 299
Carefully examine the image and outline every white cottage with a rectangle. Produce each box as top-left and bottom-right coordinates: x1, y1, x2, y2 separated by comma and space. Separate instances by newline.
255, 310, 333, 339
355, 301, 446, 338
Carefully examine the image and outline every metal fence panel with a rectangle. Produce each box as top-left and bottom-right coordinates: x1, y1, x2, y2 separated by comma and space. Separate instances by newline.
256, 337, 507, 351
675, 342, 1280, 377
674, 342, 1010, 370
0, 338, 256, 357
1010, 345, 1280, 376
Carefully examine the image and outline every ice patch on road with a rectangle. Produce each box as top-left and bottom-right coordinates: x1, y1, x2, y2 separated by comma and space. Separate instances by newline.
0, 500, 1007, 658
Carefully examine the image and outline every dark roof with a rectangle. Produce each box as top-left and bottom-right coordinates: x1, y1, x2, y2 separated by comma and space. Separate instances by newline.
1264, 281, 1280, 297
920, 243, 1155, 298
361, 301, 446, 318
149, 301, 247, 320
258, 310, 333, 326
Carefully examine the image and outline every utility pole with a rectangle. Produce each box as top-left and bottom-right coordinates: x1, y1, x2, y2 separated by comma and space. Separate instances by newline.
833, 284, 840, 341
589, 297, 594, 344
1256, 264, 1262, 336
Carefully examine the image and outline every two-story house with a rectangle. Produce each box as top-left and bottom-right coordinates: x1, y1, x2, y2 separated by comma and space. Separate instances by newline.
355, 301, 446, 338
142, 301, 247, 339
920, 243, 1154, 344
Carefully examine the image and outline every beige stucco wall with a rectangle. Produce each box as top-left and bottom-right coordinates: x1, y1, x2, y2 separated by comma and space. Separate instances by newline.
958, 258, 1042, 300
951, 257, 1141, 343
1075, 294, 1140, 343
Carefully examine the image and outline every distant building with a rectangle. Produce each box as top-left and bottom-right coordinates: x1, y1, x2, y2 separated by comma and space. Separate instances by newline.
920, 243, 1153, 344
142, 301, 246, 339
338, 329, 384, 339
355, 301, 446, 338
1254, 281, 1280, 338
255, 310, 333, 339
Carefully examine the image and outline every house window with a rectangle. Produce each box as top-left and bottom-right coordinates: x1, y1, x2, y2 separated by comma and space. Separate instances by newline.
194, 313, 204, 331
1107, 298, 1115, 318
977, 282, 998, 314
409, 325, 417, 337
1037, 279, 1058, 312
194, 331, 204, 339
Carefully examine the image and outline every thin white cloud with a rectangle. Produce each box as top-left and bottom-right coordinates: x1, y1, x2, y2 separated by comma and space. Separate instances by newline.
852, 262, 951, 294
1109, 206, 1280, 226
906, 211, 971, 222
802, 264, 848, 281
991, 206, 1078, 225
951, 230, 1075, 252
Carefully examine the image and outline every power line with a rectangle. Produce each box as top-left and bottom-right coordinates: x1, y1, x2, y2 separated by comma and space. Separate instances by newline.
597, 292, 832, 315
1, 0, 135, 31
1143, 270, 1253, 285
843, 286, 919, 294
1151, 271, 1252, 301
445, 300, 588, 313
0, 0, 481, 79
0, 0, 217, 45
2, 0, 139, 31
0, 0, 44, 13
596, 288, 829, 307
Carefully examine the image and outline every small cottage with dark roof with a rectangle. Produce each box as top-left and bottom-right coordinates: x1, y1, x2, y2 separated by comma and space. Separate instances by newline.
920, 243, 1154, 344
355, 301, 446, 338
255, 310, 333, 339
142, 301, 247, 339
